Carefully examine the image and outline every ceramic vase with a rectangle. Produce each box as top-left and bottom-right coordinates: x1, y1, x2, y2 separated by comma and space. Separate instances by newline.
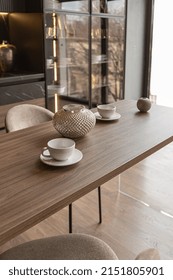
53, 104, 96, 138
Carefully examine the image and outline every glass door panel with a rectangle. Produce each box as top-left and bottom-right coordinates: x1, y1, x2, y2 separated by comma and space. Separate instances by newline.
92, 0, 125, 16
44, 0, 126, 111
44, 0, 89, 13
45, 13, 89, 111
91, 16, 125, 104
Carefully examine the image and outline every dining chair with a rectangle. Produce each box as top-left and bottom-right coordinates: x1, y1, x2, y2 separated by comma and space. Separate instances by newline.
5, 103, 54, 132
0, 233, 160, 260
5, 104, 102, 233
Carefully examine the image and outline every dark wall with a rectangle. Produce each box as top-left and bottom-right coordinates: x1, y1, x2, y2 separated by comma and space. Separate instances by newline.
25, 0, 43, 12
0, 0, 25, 12
9, 13, 44, 73
0, 0, 42, 12
0, 14, 9, 43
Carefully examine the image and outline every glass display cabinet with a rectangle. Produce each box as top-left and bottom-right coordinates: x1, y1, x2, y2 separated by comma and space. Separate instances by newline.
44, 0, 126, 112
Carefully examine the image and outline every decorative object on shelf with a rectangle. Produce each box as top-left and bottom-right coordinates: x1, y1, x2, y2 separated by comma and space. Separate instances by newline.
48, 84, 65, 93
137, 97, 152, 113
0, 41, 16, 73
53, 104, 96, 138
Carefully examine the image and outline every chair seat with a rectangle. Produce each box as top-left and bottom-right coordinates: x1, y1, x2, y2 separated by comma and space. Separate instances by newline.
0, 234, 118, 260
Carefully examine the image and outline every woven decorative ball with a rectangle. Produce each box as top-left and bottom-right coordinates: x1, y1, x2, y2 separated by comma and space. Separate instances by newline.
137, 98, 152, 112
53, 104, 96, 138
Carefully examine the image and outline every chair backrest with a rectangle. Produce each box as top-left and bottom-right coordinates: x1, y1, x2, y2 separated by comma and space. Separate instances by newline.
0, 234, 118, 260
0, 233, 160, 260
5, 104, 54, 132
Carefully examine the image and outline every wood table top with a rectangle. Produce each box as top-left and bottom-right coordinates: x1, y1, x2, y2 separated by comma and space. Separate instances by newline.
0, 100, 173, 246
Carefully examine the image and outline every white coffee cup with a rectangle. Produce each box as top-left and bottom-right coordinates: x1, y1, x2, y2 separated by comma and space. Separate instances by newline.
42, 138, 75, 161
97, 104, 116, 119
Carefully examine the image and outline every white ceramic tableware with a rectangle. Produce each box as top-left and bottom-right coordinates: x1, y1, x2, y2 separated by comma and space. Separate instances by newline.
40, 148, 83, 166
42, 138, 75, 161
46, 58, 53, 68
97, 104, 116, 119
94, 111, 121, 121
47, 84, 65, 94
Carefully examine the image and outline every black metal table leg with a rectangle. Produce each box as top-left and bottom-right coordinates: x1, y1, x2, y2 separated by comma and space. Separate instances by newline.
69, 203, 72, 233
98, 186, 102, 223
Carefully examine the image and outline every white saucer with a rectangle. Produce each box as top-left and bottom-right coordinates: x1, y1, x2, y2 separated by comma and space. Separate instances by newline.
94, 111, 121, 121
40, 149, 83, 166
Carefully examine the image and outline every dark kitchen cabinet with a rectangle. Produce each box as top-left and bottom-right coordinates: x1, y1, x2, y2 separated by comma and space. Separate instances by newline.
0, 0, 45, 111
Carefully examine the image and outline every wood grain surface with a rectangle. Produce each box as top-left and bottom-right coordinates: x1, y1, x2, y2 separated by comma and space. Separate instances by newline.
0, 100, 173, 246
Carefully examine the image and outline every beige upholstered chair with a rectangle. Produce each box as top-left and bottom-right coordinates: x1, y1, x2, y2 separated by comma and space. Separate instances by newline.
5, 104, 54, 132
135, 248, 160, 260
5, 104, 102, 233
0, 234, 160, 260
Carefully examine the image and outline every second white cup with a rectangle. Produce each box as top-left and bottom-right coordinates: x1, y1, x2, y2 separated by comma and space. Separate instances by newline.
97, 104, 116, 119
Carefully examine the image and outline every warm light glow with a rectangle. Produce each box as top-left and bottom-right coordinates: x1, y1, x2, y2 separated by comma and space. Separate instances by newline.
54, 93, 58, 113
52, 13, 58, 83
116, 80, 120, 99
53, 40, 57, 82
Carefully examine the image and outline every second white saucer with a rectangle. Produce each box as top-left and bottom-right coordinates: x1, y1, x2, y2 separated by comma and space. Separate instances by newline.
94, 111, 121, 121
40, 148, 83, 166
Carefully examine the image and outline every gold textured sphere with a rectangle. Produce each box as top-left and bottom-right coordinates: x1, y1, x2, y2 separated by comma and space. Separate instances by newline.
137, 98, 152, 112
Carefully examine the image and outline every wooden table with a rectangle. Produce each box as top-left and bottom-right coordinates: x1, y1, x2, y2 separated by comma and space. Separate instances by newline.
0, 100, 173, 246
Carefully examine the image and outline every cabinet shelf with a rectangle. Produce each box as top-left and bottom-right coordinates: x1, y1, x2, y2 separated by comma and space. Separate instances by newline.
0, 73, 44, 86
45, 37, 88, 41
47, 63, 88, 69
